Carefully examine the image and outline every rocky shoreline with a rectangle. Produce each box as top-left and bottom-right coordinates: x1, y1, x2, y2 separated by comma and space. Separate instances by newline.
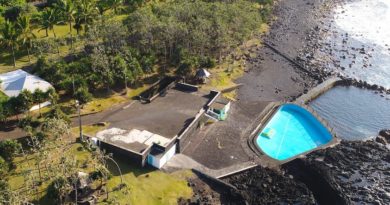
195, 131, 389, 205
223, 167, 316, 204
284, 134, 390, 205
184, 0, 390, 204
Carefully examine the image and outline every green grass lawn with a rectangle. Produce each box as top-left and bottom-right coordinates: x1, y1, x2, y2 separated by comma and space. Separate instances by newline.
0, 90, 8, 102
71, 123, 110, 136
6, 142, 193, 204
104, 158, 193, 205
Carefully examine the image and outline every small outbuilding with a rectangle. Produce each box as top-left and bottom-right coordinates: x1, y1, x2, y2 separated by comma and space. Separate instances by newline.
195, 68, 211, 84
207, 97, 231, 121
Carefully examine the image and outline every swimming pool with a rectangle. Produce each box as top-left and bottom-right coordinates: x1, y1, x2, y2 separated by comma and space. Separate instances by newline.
255, 104, 333, 161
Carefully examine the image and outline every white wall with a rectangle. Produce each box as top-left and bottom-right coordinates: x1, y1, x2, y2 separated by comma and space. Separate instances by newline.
148, 144, 177, 169
29, 101, 51, 111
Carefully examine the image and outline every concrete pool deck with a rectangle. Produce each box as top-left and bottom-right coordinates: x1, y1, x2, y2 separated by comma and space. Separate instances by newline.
170, 78, 342, 177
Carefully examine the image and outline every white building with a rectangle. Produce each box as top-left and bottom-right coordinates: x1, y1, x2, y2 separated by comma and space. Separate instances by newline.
0, 69, 53, 111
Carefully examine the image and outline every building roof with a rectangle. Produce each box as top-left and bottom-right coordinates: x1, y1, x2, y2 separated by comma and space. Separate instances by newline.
196, 69, 211, 78
210, 97, 230, 110
95, 128, 172, 154
0, 69, 53, 97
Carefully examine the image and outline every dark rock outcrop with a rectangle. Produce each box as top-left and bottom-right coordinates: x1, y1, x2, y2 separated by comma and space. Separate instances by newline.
284, 138, 390, 205
379, 129, 390, 143
223, 166, 316, 204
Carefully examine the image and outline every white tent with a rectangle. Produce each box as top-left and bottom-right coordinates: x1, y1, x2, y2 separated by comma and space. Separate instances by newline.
0, 69, 53, 97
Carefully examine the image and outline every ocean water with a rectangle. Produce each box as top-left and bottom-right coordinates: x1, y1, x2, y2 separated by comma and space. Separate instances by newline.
321, 0, 390, 88
310, 86, 390, 140
309, 0, 390, 140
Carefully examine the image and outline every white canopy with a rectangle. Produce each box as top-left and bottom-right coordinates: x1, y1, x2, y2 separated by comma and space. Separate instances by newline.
0, 69, 53, 97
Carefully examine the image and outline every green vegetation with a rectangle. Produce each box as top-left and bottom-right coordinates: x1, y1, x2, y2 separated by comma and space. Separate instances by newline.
0, 0, 275, 204
3, 135, 192, 204
0, 90, 7, 102
1, 0, 273, 108
103, 159, 193, 205
71, 123, 110, 136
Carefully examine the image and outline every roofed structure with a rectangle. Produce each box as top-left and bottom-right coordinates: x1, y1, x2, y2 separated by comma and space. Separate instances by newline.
0, 69, 53, 97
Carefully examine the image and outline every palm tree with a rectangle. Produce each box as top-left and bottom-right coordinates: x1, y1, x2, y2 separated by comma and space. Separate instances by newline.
75, 0, 98, 33
39, 8, 60, 37
17, 16, 35, 62
0, 21, 19, 68
97, 0, 110, 17
108, 0, 123, 14
55, 0, 76, 48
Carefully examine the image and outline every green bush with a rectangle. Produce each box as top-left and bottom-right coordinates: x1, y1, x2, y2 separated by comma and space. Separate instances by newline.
0, 156, 8, 176
75, 86, 92, 105
0, 139, 21, 161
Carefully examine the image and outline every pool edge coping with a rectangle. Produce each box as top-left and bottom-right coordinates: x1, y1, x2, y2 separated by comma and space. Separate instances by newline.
247, 103, 341, 166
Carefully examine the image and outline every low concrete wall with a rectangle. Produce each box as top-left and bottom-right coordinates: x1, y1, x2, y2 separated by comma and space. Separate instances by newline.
176, 109, 206, 153
175, 82, 199, 92
175, 90, 222, 153
295, 77, 341, 104
206, 90, 221, 107
221, 84, 243, 93
138, 76, 176, 103
98, 141, 150, 167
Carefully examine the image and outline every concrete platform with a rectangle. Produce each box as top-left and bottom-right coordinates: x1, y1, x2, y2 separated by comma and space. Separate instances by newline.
103, 88, 210, 139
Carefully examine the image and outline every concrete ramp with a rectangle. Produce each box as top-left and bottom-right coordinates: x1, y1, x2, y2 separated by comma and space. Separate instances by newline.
162, 154, 211, 172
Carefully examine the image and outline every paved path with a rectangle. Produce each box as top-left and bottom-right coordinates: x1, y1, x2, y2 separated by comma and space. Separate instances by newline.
162, 154, 258, 179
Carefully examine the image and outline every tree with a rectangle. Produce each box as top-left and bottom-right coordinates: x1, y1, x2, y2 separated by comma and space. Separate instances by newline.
97, 0, 110, 18
47, 176, 71, 204
75, 0, 97, 33
17, 89, 34, 114
0, 139, 21, 162
46, 105, 70, 123
46, 87, 59, 105
74, 86, 92, 104
6, 96, 24, 119
0, 180, 11, 204
33, 88, 46, 117
16, 15, 35, 62
90, 47, 113, 90
55, 0, 76, 48
108, 0, 123, 14
126, 0, 263, 66
0, 156, 7, 176
0, 20, 19, 67
39, 8, 60, 37
112, 55, 128, 93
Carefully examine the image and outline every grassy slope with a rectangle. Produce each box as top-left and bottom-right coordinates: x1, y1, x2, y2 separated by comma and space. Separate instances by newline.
0, 90, 8, 102
104, 158, 193, 205
7, 142, 192, 205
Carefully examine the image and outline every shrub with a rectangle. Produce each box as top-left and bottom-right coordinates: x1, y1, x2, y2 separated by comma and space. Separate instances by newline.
75, 86, 92, 105
0, 156, 8, 176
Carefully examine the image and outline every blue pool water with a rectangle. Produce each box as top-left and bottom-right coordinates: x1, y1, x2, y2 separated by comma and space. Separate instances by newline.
255, 104, 333, 161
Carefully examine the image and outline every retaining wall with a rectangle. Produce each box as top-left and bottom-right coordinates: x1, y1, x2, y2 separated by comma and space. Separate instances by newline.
176, 90, 222, 153
295, 77, 341, 104
138, 76, 176, 103
99, 141, 151, 167
175, 82, 199, 92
